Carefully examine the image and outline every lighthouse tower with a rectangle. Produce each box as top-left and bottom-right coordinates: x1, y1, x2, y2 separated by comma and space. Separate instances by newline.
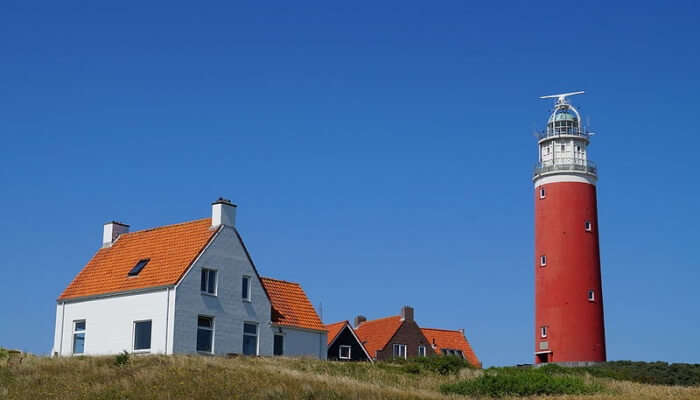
533, 92, 606, 364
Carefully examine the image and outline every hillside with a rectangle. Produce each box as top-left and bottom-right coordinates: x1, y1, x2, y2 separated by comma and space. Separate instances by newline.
1, 354, 700, 399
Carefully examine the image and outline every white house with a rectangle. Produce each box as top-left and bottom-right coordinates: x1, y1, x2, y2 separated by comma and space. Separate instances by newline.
52, 198, 327, 358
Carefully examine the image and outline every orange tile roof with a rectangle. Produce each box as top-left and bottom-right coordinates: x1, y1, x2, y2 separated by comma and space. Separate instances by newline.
59, 218, 217, 301
325, 321, 349, 346
354, 315, 403, 358
260, 277, 325, 331
421, 328, 481, 367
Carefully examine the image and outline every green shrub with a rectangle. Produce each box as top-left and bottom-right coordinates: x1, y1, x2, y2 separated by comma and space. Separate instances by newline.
0, 347, 8, 359
115, 350, 130, 367
441, 368, 602, 397
415, 355, 473, 375
577, 361, 700, 386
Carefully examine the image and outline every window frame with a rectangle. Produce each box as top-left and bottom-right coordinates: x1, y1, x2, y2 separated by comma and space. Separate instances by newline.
201, 268, 218, 296
540, 325, 548, 338
588, 290, 596, 302
392, 343, 407, 359
539, 188, 546, 199
241, 275, 252, 302
196, 315, 215, 354
540, 255, 547, 266
418, 345, 427, 357
72, 320, 86, 355
585, 221, 592, 232
127, 258, 150, 277
133, 320, 153, 353
339, 345, 352, 360
242, 322, 259, 356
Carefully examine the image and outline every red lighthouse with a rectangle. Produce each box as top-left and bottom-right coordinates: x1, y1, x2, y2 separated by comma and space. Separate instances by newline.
534, 92, 606, 364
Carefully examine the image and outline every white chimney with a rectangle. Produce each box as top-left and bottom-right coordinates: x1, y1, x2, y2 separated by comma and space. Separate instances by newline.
211, 197, 237, 228
103, 221, 129, 248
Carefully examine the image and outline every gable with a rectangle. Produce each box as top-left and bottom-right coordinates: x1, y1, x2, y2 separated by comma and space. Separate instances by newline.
59, 219, 218, 301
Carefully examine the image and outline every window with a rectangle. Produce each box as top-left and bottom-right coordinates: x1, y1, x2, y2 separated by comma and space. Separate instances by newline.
576, 145, 582, 152
539, 188, 546, 199
392, 344, 407, 359
243, 323, 258, 356
242, 275, 251, 301
197, 316, 214, 353
588, 290, 596, 302
274, 334, 284, 356
133, 320, 152, 351
585, 221, 592, 231
200, 269, 217, 295
456, 350, 464, 359
540, 255, 547, 266
72, 320, 85, 354
339, 345, 351, 359
418, 345, 426, 357
560, 144, 565, 152
540, 326, 548, 338
441, 349, 448, 355
128, 258, 150, 276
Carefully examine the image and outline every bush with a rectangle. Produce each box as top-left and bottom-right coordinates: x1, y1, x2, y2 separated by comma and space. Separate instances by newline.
415, 355, 474, 375
574, 361, 700, 387
115, 350, 130, 367
0, 348, 8, 359
441, 368, 602, 397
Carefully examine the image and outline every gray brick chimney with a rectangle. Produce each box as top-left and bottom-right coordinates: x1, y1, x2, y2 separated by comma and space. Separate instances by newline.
400, 305, 414, 322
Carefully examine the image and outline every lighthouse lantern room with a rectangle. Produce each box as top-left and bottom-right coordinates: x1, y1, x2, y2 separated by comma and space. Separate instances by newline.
533, 91, 606, 364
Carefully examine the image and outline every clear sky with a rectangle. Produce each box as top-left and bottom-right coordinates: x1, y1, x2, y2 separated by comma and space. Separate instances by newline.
1, 1, 699, 367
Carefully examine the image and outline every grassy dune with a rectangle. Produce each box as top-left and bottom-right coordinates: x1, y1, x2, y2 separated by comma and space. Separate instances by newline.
1, 354, 700, 399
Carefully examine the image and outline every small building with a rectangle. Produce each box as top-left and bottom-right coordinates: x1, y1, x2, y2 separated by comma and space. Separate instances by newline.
421, 328, 481, 368
354, 306, 432, 361
52, 198, 326, 358
325, 320, 371, 362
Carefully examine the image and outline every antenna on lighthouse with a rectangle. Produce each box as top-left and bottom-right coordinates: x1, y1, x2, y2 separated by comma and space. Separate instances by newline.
540, 91, 584, 105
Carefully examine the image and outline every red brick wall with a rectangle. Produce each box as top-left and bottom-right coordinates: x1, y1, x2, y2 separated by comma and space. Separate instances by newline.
375, 320, 431, 361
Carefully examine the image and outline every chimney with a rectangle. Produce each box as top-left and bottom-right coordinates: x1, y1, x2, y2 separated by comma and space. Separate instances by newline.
211, 197, 237, 228
103, 221, 129, 248
354, 315, 366, 327
400, 305, 414, 322
458, 328, 465, 336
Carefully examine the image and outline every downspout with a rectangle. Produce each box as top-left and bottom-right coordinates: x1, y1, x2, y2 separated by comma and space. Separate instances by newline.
164, 287, 170, 355
59, 302, 65, 355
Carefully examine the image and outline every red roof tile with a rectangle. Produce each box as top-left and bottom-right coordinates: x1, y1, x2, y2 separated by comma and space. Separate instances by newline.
260, 277, 325, 331
421, 328, 481, 367
59, 218, 217, 301
353, 316, 403, 358
325, 321, 348, 346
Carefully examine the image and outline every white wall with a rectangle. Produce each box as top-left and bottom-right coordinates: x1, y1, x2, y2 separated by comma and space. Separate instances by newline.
172, 226, 274, 356
278, 326, 327, 360
53, 289, 173, 356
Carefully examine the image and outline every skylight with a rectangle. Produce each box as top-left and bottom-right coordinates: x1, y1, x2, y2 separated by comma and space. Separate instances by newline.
128, 259, 150, 276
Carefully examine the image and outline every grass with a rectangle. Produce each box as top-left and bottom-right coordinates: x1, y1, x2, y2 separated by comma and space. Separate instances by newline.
0, 354, 699, 399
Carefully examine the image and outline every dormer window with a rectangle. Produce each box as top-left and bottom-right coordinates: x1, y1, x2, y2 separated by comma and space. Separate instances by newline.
128, 259, 150, 276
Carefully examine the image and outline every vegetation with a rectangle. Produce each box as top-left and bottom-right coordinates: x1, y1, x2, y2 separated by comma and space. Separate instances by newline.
0, 354, 699, 399
547, 361, 700, 387
114, 350, 130, 367
378, 355, 474, 376
441, 366, 603, 397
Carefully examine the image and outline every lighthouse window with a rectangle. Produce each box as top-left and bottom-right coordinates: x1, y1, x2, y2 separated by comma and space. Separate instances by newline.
560, 144, 565, 152
585, 221, 592, 231
588, 290, 595, 302
539, 188, 546, 199
540, 255, 547, 266
540, 326, 548, 338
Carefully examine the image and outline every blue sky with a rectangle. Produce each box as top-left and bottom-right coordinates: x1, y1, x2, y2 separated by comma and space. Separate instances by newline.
1, 1, 699, 367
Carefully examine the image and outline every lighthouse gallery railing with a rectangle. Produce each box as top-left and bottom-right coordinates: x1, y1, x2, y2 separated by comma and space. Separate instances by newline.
534, 158, 597, 176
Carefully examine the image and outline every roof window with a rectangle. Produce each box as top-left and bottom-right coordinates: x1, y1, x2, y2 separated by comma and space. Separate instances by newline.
128, 259, 150, 276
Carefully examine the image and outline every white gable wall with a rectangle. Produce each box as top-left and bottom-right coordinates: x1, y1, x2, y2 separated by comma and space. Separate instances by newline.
278, 326, 327, 360
52, 288, 174, 356
172, 226, 274, 355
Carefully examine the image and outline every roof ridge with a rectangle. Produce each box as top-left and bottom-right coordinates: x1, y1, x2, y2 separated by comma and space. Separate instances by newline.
357, 315, 400, 326
422, 327, 463, 333
260, 276, 301, 286
324, 320, 349, 327
125, 217, 211, 235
